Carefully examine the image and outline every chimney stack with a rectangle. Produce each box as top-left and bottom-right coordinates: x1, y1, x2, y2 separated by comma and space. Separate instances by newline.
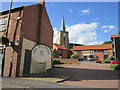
40, 0, 45, 6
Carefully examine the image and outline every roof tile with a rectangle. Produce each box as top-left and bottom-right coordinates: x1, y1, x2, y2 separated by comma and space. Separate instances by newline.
73, 44, 112, 51
53, 44, 70, 51
111, 35, 119, 38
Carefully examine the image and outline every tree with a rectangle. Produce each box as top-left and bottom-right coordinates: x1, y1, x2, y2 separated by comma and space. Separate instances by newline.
103, 41, 112, 44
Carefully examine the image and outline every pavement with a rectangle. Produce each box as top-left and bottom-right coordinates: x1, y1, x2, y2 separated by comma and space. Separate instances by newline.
1, 77, 88, 88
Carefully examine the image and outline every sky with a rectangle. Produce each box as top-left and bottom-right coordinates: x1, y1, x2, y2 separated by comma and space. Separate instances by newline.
1, 1, 119, 45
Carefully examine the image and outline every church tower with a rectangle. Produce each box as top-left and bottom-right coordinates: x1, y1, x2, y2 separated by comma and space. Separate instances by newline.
56, 17, 69, 48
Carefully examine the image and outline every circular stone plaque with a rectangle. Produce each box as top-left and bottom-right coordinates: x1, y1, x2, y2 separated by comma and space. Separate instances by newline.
32, 45, 52, 63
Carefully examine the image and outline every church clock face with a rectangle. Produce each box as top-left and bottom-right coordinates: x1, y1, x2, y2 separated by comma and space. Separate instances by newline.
63, 33, 66, 36
32, 45, 52, 63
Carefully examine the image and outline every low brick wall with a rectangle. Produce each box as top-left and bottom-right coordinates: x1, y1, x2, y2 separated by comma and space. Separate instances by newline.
56, 58, 78, 64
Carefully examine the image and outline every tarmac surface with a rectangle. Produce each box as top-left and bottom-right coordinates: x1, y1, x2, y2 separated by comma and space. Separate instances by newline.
1, 77, 88, 88
54, 62, 119, 88
1, 62, 120, 89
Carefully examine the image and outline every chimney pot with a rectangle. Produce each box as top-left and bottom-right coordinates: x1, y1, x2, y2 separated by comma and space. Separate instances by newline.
40, 0, 45, 5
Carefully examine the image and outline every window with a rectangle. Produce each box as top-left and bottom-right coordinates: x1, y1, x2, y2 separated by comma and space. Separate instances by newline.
90, 50, 94, 53
91, 50, 104, 52
104, 50, 108, 55
58, 49, 62, 55
0, 17, 7, 32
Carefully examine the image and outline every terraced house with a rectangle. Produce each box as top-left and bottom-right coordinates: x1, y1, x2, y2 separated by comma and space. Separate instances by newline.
73, 44, 113, 61
53, 44, 72, 59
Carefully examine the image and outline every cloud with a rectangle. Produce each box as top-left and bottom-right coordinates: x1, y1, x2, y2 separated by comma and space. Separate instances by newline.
102, 25, 107, 29
95, 18, 100, 21
103, 30, 109, 33
66, 22, 102, 45
53, 22, 104, 45
101, 25, 116, 29
88, 41, 104, 45
69, 8, 73, 13
108, 25, 116, 29
101, 25, 116, 33
80, 8, 90, 15
53, 27, 58, 43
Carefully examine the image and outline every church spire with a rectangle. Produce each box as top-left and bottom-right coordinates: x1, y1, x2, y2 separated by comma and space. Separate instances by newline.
60, 16, 66, 31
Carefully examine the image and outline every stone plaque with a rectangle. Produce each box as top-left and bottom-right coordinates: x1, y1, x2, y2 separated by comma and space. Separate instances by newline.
32, 45, 52, 63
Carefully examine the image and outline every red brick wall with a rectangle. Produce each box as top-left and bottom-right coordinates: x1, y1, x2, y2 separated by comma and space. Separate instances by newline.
2, 4, 53, 77
52, 45, 59, 58
57, 58, 78, 64
108, 50, 113, 56
82, 51, 91, 57
62, 50, 68, 58
81, 49, 113, 60
53, 45, 72, 59
22, 4, 40, 42
22, 4, 53, 48
94, 52, 104, 60
40, 6, 53, 48
2, 10, 23, 77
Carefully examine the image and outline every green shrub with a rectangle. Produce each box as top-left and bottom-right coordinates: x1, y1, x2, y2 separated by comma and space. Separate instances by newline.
110, 55, 115, 60
63, 62, 72, 64
103, 55, 115, 63
52, 58, 72, 64
109, 64, 118, 70
70, 54, 77, 58
52, 59, 63, 64
93, 57, 99, 61
104, 59, 111, 63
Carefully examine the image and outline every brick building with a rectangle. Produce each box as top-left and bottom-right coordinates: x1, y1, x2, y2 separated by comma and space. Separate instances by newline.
53, 44, 72, 59
73, 44, 113, 61
0, 2, 53, 77
111, 35, 120, 60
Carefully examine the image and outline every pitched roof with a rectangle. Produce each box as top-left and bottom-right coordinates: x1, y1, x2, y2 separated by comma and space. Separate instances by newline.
53, 44, 70, 51
111, 35, 119, 38
73, 44, 112, 51
0, 3, 42, 16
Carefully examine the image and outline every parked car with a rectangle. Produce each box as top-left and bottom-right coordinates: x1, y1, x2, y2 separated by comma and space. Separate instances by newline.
110, 59, 120, 64
96, 60, 101, 63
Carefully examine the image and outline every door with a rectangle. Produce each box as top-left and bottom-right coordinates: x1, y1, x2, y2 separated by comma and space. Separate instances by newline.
23, 49, 31, 75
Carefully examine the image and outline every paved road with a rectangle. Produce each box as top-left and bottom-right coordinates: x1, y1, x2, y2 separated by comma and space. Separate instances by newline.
54, 62, 119, 88
1, 62, 120, 88
1, 77, 89, 88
